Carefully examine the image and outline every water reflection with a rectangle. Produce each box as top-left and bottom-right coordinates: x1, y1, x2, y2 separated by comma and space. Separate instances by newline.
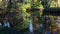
29, 16, 33, 34
4, 21, 11, 28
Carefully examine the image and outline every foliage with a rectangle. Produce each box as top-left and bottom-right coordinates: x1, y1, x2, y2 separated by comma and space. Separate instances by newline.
0, 0, 60, 31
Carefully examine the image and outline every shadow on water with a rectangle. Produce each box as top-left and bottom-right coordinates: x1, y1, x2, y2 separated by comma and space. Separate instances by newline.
42, 8, 60, 16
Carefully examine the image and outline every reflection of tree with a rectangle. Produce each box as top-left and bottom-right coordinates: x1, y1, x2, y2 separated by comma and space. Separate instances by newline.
41, 0, 52, 8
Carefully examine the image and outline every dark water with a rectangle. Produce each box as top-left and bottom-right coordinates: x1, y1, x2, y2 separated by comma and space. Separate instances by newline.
0, 28, 20, 34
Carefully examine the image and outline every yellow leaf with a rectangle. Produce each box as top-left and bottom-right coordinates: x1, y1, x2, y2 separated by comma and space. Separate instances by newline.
38, 4, 43, 9
34, 0, 37, 2
26, 3, 31, 8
